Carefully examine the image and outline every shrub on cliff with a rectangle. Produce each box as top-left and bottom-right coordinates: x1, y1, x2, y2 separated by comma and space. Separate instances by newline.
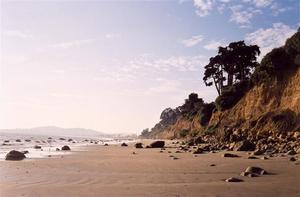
215, 80, 250, 111
199, 102, 216, 126
252, 31, 300, 84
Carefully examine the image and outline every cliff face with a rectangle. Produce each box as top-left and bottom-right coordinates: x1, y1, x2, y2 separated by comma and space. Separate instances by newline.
145, 31, 300, 140
209, 67, 300, 137
148, 67, 300, 140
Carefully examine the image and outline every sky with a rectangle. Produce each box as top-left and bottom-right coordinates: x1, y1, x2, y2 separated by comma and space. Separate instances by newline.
0, 0, 299, 134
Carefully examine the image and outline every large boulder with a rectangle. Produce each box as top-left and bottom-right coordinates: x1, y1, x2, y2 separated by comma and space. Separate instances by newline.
61, 145, 71, 151
135, 143, 143, 148
149, 141, 165, 148
5, 150, 26, 161
234, 140, 256, 151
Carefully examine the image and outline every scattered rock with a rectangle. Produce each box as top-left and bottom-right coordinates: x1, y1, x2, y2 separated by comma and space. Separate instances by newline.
240, 172, 258, 177
5, 150, 26, 161
286, 150, 297, 155
135, 143, 143, 148
121, 143, 128, 147
104, 143, 108, 146
222, 153, 239, 158
34, 145, 42, 149
4, 140, 9, 143
25, 139, 31, 142
252, 149, 265, 156
248, 156, 258, 159
290, 157, 297, 162
245, 166, 267, 175
210, 164, 216, 167
132, 152, 136, 155
16, 139, 21, 142
149, 141, 165, 148
59, 138, 66, 140
56, 148, 60, 151
172, 157, 179, 160
193, 148, 204, 154
61, 145, 71, 151
225, 177, 243, 182
234, 140, 256, 151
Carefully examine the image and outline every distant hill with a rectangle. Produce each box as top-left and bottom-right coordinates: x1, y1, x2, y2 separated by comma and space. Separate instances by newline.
0, 126, 111, 138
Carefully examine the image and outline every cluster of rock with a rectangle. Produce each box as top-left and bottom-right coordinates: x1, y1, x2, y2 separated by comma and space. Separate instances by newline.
185, 130, 300, 157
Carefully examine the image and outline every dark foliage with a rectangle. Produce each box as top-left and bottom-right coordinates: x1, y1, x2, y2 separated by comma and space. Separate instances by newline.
203, 41, 260, 95
215, 80, 250, 111
252, 31, 300, 84
199, 102, 216, 126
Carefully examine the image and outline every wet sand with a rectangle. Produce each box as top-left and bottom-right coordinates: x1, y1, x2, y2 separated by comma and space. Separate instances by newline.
0, 142, 299, 197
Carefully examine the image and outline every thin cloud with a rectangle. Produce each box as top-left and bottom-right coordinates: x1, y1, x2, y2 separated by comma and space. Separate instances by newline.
245, 23, 297, 59
203, 40, 226, 51
181, 35, 204, 47
51, 39, 94, 49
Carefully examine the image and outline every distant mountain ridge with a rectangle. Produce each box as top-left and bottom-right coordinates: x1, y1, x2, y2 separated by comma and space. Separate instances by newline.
0, 126, 111, 138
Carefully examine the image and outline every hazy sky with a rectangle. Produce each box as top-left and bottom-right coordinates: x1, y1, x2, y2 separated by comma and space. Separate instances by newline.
0, 0, 299, 134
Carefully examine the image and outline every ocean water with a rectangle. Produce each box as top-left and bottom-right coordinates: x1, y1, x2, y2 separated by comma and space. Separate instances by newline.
0, 132, 122, 160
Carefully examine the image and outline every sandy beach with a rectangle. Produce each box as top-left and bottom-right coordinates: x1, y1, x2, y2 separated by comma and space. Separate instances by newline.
1, 141, 299, 197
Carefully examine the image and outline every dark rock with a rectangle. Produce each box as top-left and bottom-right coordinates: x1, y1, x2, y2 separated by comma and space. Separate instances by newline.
252, 149, 265, 156
4, 140, 9, 143
248, 156, 258, 159
68, 139, 73, 142
34, 145, 42, 149
290, 157, 297, 162
234, 140, 256, 151
61, 145, 71, 151
193, 148, 204, 154
149, 141, 165, 148
135, 143, 143, 148
104, 143, 108, 146
245, 166, 267, 175
286, 150, 297, 155
5, 150, 26, 161
210, 164, 216, 167
225, 177, 243, 182
222, 153, 239, 158
59, 138, 66, 140
16, 139, 21, 142
240, 172, 258, 177
172, 157, 179, 160
194, 136, 205, 144
121, 143, 128, 147
56, 148, 60, 151
25, 139, 31, 142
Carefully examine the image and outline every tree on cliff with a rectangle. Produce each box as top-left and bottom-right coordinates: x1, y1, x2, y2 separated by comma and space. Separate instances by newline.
203, 41, 260, 95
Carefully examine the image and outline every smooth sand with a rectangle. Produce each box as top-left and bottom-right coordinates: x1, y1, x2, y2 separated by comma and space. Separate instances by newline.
0, 142, 300, 197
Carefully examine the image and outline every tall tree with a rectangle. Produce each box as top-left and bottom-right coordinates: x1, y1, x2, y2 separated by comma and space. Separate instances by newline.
203, 41, 260, 95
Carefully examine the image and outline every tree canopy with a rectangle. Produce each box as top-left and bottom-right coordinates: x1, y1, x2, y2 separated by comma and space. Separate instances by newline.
203, 41, 260, 95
